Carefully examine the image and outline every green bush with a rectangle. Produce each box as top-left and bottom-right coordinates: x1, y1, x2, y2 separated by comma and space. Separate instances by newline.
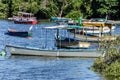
92, 36, 120, 79
0, 13, 6, 19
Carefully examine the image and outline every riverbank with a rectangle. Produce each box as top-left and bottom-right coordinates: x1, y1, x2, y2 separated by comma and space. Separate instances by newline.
92, 36, 120, 80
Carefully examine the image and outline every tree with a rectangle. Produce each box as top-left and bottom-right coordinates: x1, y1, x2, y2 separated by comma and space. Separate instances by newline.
0, 0, 7, 18
95, 0, 118, 19
53, 0, 72, 17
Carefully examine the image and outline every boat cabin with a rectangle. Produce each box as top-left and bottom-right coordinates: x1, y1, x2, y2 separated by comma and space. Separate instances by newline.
18, 12, 34, 18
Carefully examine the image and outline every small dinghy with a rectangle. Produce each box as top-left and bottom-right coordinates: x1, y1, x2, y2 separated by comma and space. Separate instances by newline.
6, 29, 32, 38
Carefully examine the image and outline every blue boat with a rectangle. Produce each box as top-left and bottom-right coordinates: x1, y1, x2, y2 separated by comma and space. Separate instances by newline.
51, 17, 70, 22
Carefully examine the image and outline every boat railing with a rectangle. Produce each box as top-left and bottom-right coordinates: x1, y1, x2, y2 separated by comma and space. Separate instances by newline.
6, 43, 99, 52
13, 16, 36, 21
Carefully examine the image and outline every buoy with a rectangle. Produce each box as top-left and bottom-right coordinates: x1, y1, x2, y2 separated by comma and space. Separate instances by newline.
0, 51, 6, 57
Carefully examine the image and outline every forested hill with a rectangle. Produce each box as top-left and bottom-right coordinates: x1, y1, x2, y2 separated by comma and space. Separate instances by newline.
0, 0, 120, 20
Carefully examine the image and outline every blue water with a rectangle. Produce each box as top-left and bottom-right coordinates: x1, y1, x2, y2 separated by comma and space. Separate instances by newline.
0, 20, 120, 80
0, 56, 104, 80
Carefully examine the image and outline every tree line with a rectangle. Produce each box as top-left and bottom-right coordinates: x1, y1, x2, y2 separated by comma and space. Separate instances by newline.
0, 0, 120, 20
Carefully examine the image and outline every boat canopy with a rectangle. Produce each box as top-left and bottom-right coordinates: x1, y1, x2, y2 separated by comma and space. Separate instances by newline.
18, 12, 33, 15
69, 25, 83, 29
45, 25, 83, 30
45, 25, 68, 29
82, 22, 113, 27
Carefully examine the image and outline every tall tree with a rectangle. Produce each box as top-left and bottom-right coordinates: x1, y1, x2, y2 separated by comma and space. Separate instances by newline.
53, 0, 72, 17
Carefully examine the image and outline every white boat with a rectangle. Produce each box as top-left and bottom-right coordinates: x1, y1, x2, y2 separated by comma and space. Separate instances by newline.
46, 25, 90, 49
6, 45, 102, 58
69, 19, 115, 36
68, 26, 112, 36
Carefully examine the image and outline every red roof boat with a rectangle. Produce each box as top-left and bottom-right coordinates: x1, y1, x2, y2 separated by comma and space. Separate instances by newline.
13, 12, 37, 25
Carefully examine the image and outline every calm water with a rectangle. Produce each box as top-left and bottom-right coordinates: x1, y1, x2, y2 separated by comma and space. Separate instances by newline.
0, 20, 120, 80
0, 56, 104, 80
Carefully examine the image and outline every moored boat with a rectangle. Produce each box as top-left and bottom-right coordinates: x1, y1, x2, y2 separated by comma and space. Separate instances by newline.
13, 12, 37, 25
51, 17, 71, 22
68, 17, 115, 37
6, 45, 102, 58
71, 26, 111, 36
6, 29, 32, 38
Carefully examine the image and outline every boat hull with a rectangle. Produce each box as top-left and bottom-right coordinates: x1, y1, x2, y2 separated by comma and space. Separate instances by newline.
14, 20, 37, 25
6, 45, 102, 58
6, 30, 32, 37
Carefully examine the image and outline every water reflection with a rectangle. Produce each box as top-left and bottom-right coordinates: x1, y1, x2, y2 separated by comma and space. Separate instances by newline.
0, 55, 104, 80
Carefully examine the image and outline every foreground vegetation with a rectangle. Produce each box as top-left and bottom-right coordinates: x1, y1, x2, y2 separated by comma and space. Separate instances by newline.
0, 0, 120, 20
92, 36, 120, 80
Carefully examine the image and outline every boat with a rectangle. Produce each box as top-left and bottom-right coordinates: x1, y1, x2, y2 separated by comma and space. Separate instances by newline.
51, 17, 71, 22
68, 17, 116, 37
68, 24, 117, 42
45, 24, 90, 49
55, 36, 90, 49
6, 45, 102, 58
13, 12, 37, 25
5, 24, 102, 58
6, 29, 32, 38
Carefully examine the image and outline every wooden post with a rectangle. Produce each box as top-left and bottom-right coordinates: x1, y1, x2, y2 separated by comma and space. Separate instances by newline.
45, 29, 47, 48
109, 26, 112, 36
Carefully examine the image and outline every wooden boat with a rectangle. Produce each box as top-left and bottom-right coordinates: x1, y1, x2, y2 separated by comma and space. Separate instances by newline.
55, 36, 90, 49
68, 17, 115, 37
81, 22, 114, 36
13, 12, 37, 25
45, 25, 90, 49
6, 29, 32, 38
6, 45, 102, 58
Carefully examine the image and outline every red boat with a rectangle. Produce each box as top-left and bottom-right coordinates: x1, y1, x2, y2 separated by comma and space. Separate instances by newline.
13, 12, 37, 25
